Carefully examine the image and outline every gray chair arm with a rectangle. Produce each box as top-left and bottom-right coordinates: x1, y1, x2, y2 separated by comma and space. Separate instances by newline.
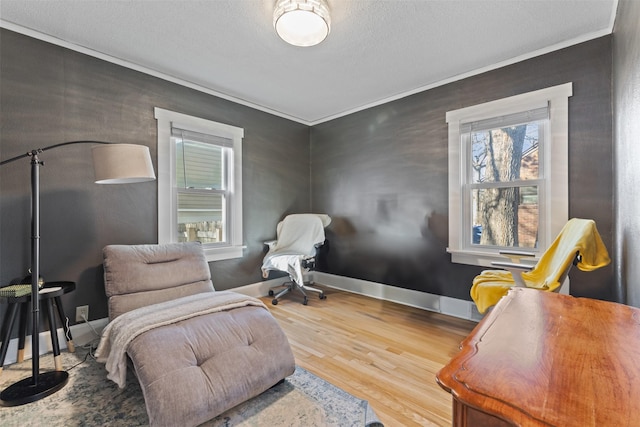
492, 254, 537, 288
498, 249, 536, 263
491, 261, 535, 272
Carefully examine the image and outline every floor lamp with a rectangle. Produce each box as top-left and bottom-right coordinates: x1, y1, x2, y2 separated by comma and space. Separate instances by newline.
0, 141, 155, 406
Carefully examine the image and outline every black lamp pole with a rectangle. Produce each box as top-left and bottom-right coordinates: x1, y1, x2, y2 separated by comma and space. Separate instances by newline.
0, 141, 154, 406
30, 152, 42, 386
0, 148, 70, 405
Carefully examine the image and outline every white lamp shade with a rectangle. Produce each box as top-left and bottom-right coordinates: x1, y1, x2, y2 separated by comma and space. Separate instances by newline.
274, 0, 331, 47
92, 143, 156, 184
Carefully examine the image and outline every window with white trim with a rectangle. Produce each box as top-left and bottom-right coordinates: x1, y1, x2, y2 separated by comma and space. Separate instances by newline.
446, 83, 572, 267
155, 107, 244, 261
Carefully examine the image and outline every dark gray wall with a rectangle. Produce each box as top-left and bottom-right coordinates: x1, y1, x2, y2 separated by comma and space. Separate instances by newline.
0, 29, 310, 327
311, 36, 614, 302
613, 0, 640, 308
0, 27, 618, 337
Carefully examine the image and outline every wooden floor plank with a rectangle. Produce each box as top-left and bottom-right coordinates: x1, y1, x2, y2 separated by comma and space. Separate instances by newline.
261, 285, 476, 427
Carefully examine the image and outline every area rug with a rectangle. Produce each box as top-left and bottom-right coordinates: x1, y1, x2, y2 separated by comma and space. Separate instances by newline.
0, 349, 383, 427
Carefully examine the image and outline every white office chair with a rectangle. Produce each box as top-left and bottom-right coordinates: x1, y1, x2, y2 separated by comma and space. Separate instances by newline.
261, 214, 331, 305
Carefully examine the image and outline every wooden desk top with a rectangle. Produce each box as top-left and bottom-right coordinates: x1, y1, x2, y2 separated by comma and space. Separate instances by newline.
437, 287, 640, 426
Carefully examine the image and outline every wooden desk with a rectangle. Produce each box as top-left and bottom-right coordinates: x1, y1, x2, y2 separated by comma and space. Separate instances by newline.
436, 287, 640, 426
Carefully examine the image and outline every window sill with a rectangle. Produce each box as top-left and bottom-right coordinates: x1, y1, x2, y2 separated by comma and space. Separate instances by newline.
203, 245, 246, 262
447, 248, 539, 268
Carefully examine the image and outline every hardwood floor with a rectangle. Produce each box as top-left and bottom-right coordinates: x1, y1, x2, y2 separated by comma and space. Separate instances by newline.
260, 285, 477, 427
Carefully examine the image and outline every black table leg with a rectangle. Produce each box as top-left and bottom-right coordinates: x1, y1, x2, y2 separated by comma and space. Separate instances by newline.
0, 303, 20, 374
0, 305, 14, 351
53, 296, 74, 353
43, 299, 62, 371
17, 302, 29, 363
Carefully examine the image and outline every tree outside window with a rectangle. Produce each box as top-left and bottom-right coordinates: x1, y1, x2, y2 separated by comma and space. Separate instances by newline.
469, 121, 542, 249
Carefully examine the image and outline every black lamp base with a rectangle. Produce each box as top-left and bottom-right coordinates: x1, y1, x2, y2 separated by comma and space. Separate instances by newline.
0, 371, 69, 407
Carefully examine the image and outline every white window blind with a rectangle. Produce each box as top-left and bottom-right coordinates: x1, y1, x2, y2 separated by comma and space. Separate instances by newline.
460, 105, 549, 133
171, 127, 231, 245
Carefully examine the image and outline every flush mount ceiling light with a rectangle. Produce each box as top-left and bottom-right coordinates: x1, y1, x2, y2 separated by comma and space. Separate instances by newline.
273, 0, 331, 47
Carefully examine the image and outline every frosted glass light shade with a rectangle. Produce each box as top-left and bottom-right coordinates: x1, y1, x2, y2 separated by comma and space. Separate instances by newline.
274, 0, 331, 47
92, 144, 156, 184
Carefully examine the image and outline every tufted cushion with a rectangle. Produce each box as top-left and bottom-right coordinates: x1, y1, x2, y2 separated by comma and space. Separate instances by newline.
128, 305, 295, 427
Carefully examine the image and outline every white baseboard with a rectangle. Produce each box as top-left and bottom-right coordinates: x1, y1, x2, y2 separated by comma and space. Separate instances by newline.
231, 277, 290, 298
235, 273, 483, 322
71, 318, 109, 346
312, 272, 483, 322
2, 318, 108, 366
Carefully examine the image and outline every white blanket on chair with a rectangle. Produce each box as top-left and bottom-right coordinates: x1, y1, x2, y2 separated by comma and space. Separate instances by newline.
262, 252, 308, 286
95, 291, 266, 388
261, 214, 328, 285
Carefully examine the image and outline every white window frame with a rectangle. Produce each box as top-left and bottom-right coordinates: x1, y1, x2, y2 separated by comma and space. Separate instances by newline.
446, 83, 572, 267
155, 107, 244, 261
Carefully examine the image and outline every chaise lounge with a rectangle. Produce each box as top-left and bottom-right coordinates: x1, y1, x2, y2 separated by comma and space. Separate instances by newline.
96, 242, 295, 427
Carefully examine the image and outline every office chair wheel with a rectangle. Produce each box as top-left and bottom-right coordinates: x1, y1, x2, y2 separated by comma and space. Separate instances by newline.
272, 299, 278, 305
303, 297, 308, 305
319, 293, 326, 300
268, 290, 274, 296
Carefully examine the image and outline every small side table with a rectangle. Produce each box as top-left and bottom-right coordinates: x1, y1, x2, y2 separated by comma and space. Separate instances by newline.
0, 281, 76, 374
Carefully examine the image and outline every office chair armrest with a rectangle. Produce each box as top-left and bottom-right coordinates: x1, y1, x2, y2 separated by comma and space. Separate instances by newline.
499, 249, 536, 264
491, 261, 535, 272
301, 256, 316, 269
491, 261, 534, 287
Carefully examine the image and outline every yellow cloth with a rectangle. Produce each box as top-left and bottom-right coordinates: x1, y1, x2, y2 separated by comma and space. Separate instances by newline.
470, 218, 610, 313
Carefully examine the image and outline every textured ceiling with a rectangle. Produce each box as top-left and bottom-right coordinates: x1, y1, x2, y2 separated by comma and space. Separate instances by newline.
0, 0, 617, 124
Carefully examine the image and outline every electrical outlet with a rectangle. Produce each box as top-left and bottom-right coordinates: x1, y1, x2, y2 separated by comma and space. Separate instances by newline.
76, 305, 89, 322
